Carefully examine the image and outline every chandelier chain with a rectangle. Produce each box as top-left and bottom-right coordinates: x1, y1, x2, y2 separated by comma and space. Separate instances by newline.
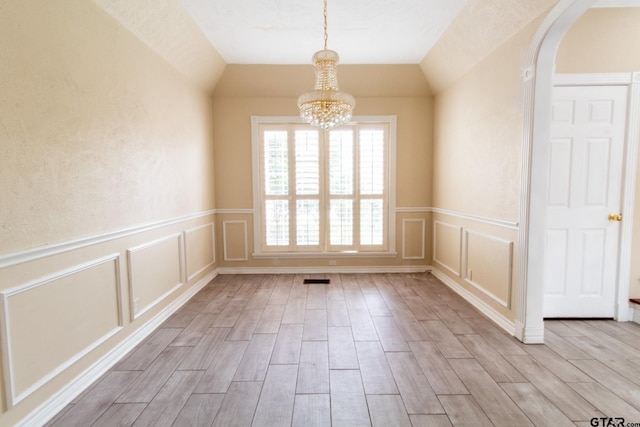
323, 0, 328, 50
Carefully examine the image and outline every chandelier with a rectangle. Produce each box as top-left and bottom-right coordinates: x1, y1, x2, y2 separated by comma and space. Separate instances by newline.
297, 0, 355, 130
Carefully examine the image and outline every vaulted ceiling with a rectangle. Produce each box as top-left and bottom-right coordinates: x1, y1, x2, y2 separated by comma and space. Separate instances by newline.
93, 0, 560, 93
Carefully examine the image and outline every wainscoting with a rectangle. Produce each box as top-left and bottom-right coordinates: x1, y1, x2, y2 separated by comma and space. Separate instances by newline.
431, 209, 519, 334
0, 206, 525, 425
0, 211, 217, 426
1, 254, 124, 408
402, 218, 426, 260
215, 209, 432, 274
222, 220, 249, 262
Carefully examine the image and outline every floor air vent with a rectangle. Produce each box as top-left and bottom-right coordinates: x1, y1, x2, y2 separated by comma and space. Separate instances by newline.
303, 278, 330, 284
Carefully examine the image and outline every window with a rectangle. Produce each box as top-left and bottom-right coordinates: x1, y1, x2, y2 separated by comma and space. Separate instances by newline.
252, 116, 396, 255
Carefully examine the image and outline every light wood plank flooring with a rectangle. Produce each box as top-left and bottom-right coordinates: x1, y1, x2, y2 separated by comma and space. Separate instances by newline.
46, 273, 640, 426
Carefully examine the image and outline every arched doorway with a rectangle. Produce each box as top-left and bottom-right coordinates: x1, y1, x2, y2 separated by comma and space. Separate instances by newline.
517, 0, 640, 343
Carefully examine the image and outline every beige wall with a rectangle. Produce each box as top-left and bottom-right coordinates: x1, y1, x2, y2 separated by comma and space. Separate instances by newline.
557, 7, 640, 299
0, 0, 218, 424
556, 8, 640, 74
212, 65, 434, 270
0, 0, 217, 256
425, 17, 544, 323
432, 18, 541, 220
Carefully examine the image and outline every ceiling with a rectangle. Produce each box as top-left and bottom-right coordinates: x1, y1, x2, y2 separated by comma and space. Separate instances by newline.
92, 0, 572, 92
180, 0, 469, 64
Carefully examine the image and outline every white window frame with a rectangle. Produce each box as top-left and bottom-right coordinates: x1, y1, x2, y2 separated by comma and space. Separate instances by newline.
251, 115, 397, 258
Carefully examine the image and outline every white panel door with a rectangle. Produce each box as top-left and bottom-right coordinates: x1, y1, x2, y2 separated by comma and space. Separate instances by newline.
543, 85, 628, 318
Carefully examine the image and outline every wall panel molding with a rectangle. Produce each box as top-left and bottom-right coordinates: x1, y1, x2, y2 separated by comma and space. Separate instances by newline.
223, 221, 249, 261
432, 267, 515, 336
0, 254, 123, 408
16, 269, 217, 427
184, 223, 215, 281
0, 211, 218, 424
127, 233, 184, 320
402, 218, 426, 260
433, 221, 462, 276
463, 230, 514, 309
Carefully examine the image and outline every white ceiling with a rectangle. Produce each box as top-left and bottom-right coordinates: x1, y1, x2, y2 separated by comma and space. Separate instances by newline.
180, 0, 469, 64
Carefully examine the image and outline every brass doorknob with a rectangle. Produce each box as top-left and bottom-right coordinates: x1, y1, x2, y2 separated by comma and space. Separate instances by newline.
608, 213, 622, 222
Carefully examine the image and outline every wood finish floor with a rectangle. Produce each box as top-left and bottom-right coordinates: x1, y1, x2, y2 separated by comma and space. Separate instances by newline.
46, 273, 640, 427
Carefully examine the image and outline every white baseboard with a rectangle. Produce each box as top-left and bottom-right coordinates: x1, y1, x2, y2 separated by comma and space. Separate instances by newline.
514, 320, 544, 344
217, 265, 431, 275
19, 270, 217, 427
431, 267, 516, 336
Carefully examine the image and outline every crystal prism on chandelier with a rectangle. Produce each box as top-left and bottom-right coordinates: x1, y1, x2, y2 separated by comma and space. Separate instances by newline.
297, 0, 355, 129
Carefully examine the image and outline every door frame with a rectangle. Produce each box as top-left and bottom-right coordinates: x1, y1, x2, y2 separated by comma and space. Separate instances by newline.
516, 0, 640, 343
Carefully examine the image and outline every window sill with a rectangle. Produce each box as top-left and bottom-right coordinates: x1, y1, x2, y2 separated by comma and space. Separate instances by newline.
252, 251, 398, 259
